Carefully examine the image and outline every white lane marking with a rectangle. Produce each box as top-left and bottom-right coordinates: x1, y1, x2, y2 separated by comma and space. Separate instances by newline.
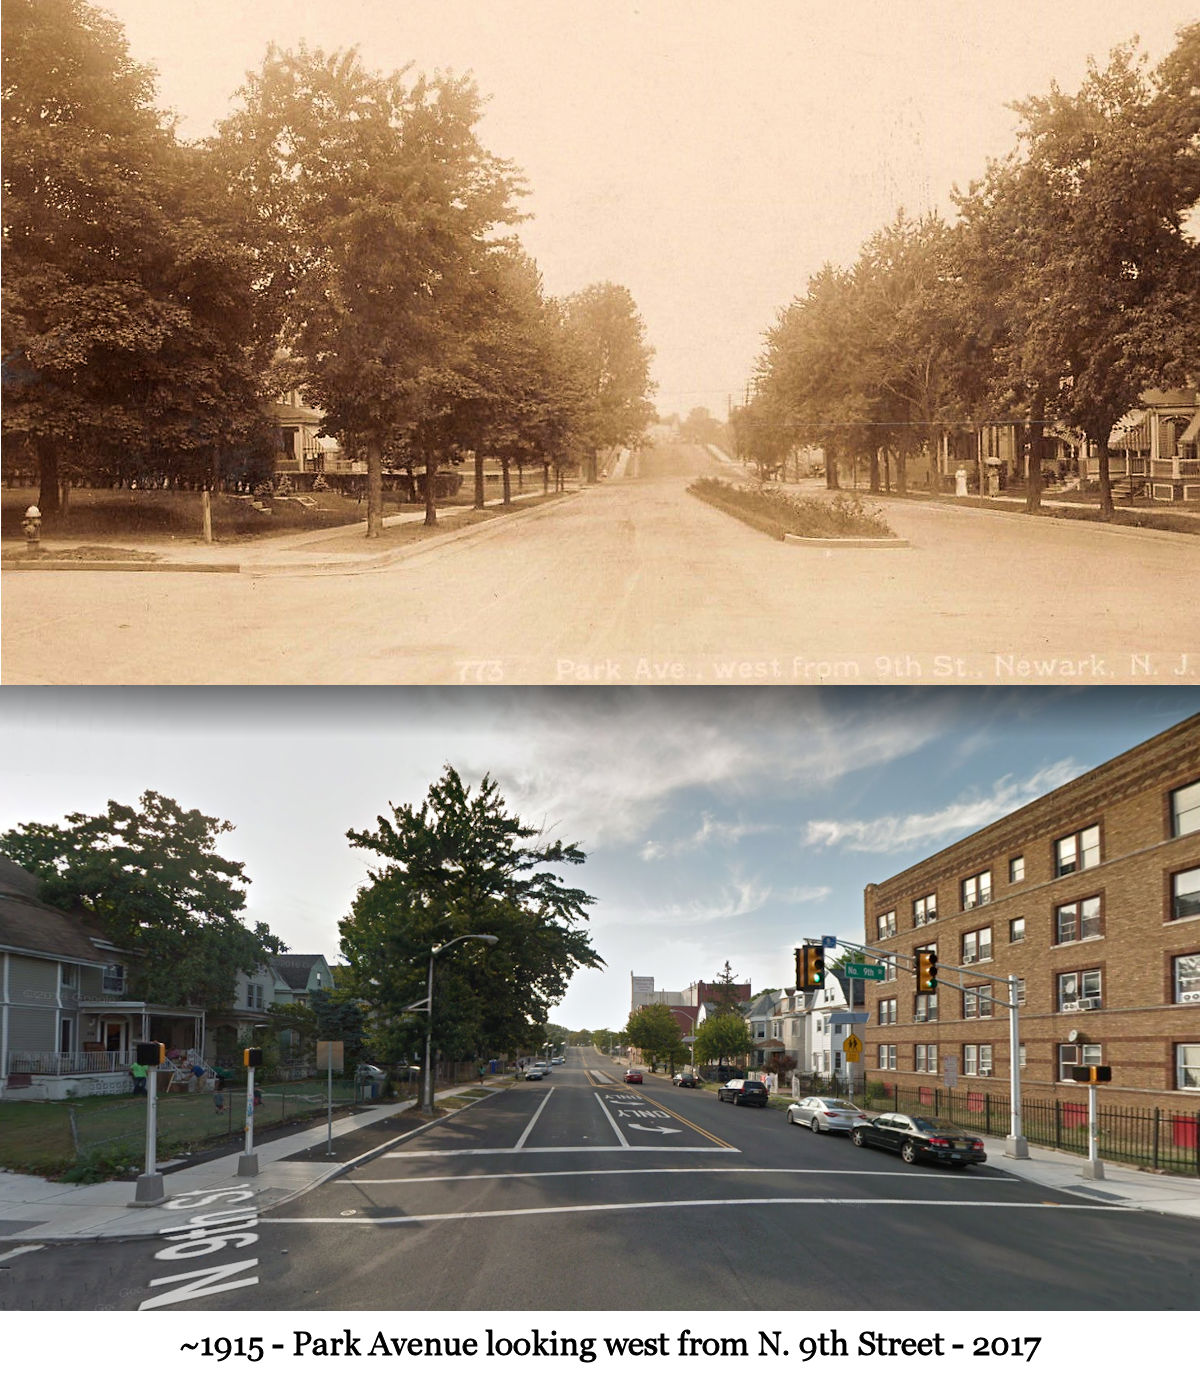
384, 1145, 737, 1157
344, 1167, 1001, 1185
267, 1197, 1137, 1226
0, 1244, 45, 1264
594, 1091, 630, 1148
512, 1086, 554, 1150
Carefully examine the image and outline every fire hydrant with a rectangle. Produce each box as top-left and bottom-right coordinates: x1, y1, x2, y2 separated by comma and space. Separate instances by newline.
22, 505, 42, 551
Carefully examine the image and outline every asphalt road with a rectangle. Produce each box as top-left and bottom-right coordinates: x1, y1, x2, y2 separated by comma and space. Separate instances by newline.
4, 444, 1197, 684
8, 1048, 1198, 1311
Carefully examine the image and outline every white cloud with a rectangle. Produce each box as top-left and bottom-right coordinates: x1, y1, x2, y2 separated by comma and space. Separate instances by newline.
801, 760, 1086, 853
640, 811, 775, 861
616, 876, 773, 926
779, 885, 832, 905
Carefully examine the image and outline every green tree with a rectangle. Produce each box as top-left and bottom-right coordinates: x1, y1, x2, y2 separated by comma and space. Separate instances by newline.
707, 961, 747, 1014
693, 1012, 752, 1068
0, 791, 283, 1006
309, 987, 368, 1064
338, 767, 602, 1078
624, 1004, 687, 1072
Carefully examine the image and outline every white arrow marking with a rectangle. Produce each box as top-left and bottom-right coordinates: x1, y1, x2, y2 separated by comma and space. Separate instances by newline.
627, 1123, 682, 1135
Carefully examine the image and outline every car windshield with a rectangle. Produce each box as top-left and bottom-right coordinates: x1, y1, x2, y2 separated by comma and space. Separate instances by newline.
822, 1100, 857, 1110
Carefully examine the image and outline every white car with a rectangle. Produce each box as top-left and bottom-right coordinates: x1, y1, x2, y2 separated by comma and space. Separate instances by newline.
786, 1096, 869, 1133
523, 1065, 546, 1080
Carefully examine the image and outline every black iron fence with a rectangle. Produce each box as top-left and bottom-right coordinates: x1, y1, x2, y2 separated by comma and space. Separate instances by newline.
860, 1081, 1200, 1176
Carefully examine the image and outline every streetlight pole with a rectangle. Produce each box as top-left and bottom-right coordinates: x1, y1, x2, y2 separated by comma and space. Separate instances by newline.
422, 934, 498, 1112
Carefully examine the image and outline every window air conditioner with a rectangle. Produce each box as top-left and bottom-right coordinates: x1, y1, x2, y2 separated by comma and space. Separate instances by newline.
914, 1010, 927, 1022
1061, 1000, 1080, 1012
979, 1069, 992, 1077
1077, 997, 1102, 1010
964, 953, 976, 963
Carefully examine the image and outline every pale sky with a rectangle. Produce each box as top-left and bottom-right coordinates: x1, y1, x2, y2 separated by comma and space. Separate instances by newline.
95, 0, 1197, 420
0, 687, 1194, 1034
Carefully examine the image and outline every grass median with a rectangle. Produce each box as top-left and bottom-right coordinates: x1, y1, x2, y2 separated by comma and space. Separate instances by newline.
688, 477, 894, 540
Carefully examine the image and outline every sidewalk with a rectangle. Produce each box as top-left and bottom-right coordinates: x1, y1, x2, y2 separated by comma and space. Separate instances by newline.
0, 486, 577, 578
0, 1083, 496, 1246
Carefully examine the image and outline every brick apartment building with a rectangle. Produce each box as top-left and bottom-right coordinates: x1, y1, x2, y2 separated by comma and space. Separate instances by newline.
861, 714, 1200, 1114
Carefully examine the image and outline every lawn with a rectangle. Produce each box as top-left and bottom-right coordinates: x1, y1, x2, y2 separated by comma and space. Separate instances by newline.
0, 1079, 361, 1178
688, 477, 894, 539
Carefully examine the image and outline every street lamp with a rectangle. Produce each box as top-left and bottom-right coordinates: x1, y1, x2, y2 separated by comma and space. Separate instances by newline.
422, 935, 498, 1112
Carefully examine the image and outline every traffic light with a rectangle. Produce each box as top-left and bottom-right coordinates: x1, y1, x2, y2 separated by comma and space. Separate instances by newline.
1070, 1065, 1112, 1083
135, 1041, 165, 1066
796, 945, 825, 991
916, 950, 938, 991
243, 1047, 263, 1068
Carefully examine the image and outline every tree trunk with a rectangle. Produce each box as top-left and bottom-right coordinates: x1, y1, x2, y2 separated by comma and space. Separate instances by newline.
365, 439, 384, 538
868, 444, 881, 495
588, 446, 599, 484
824, 441, 839, 491
36, 438, 62, 518
501, 455, 512, 506
896, 445, 907, 496
1025, 392, 1045, 514
542, 461, 549, 494
881, 444, 892, 494
474, 442, 485, 510
517, 460, 524, 491
1096, 433, 1114, 521
928, 426, 941, 496
423, 450, 438, 527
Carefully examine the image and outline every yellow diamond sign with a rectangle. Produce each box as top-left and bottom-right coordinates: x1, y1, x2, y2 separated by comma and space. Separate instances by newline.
842, 1034, 863, 1061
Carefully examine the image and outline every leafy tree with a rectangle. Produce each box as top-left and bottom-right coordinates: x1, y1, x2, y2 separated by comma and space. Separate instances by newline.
0, 791, 283, 1006
693, 1012, 751, 1068
624, 1004, 687, 1072
707, 960, 747, 1014
2, 0, 272, 515
561, 282, 657, 481
338, 767, 602, 1086
309, 987, 368, 1064
216, 45, 524, 537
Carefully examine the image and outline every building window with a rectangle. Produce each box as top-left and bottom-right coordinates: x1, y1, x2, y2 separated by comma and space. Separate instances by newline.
1059, 1042, 1102, 1080
964, 986, 993, 1019
962, 927, 993, 963
1055, 895, 1102, 943
1171, 867, 1200, 921
877, 910, 897, 939
1170, 780, 1200, 838
914, 992, 938, 1023
881, 957, 897, 983
915, 1044, 938, 1073
878, 998, 897, 1025
1177, 1045, 1200, 1091
102, 964, 125, 994
1009, 916, 1025, 942
1018, 1043, 1027, 1069
60, 965, 76, 989
913, 893, 937, 927
1174, 953, 1200, 1004
1015, 978, 1026, 1006
963, 1044, 978, 1075
247, 983, 264, 1011
1055, 824, 1101, 877
877, 1044, 896, 1071
1009, 856, 1025, 883
1058, 969, 1102, 1010
961, 870, 992, 910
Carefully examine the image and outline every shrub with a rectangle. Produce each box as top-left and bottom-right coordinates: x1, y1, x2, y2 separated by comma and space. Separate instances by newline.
688, 477, 893, 539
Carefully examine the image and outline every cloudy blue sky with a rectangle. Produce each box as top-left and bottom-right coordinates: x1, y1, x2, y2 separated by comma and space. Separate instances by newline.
0, 688, 1195, 1032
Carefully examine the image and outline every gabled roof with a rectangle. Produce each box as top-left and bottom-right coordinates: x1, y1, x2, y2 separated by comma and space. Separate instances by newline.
0, 855, 108, 965
271, 953, 332, 990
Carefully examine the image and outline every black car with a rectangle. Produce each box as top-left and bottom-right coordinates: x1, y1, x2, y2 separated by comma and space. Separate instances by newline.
717, 1078, 769, 1107
673, 1072, 699, 1088
851, 1113, 987, 1168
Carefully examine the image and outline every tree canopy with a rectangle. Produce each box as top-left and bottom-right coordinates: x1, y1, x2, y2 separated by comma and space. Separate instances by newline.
0, 790, 283, 1007
692, 1011, 751, 1068
337, 766, 602, 1065
624, 1003, 687, 1071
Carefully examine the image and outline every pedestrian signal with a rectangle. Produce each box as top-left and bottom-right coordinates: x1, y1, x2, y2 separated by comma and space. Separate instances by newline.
1070, 1065, 1112, 1083
916, 950, 938, 991
135, 1041, 165, 1066
243, 1047, 264, 1068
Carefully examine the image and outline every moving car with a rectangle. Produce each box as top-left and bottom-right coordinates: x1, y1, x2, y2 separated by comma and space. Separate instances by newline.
623, 1069, 643, 1084
672, 1071, 699, 1087
786, 1096, 869, 1134
851, 1113, 987, 1168
717, 1078, 769, 1107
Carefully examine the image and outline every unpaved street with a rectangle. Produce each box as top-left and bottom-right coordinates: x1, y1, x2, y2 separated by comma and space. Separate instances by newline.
3, 444, 1197, 685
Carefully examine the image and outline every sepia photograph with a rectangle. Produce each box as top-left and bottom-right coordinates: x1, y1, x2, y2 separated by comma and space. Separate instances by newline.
2, 0, 1198, 684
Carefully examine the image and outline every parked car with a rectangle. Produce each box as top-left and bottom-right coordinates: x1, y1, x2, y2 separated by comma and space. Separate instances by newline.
551, 1056, 564, 1064
786, 1096, 869, 1134
624, 1069, 643, 1084
532, 1061, 551, 1075
523, 1065, 546, 1080
672, 1071, 699, 1087
717, 1078, 769, 1107
851, 1113, 987, 1168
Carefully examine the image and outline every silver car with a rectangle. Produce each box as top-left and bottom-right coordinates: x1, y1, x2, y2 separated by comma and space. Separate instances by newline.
786, 1096, 869, 1133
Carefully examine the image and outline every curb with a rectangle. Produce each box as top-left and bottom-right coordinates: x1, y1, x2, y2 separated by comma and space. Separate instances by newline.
783, 533, 910, 549
2, 559, 240, 573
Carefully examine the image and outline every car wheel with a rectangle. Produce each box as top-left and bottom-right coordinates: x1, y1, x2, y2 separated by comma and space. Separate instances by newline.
851, 1128, 866, 1148
786, 1109, 796, 1124
809, 1117, 821, 1133
901, 1141, 918, 1165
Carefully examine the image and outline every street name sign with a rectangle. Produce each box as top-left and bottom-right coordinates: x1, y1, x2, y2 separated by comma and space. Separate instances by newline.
842, 963, 885, 980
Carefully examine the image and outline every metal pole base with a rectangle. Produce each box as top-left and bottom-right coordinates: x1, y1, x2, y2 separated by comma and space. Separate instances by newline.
130, 1172, 166, 1206
1004, 1134, 1030, 1160
1081, 1159, 1106, 1181
236, 1152, 259, 1177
